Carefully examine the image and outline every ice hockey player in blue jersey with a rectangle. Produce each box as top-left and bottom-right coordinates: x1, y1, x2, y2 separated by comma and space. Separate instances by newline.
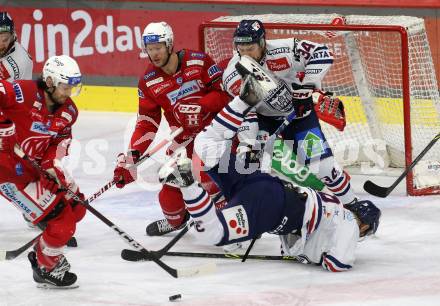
222, 19, 356, 205
159, 71, 381, 272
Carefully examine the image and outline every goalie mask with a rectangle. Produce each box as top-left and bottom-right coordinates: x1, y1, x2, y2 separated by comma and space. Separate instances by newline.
236, 55, 294, 115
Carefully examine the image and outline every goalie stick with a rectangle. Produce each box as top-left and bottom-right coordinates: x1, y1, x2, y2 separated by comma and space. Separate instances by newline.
121, 249, 300, 262
12, 137, 216, 278
364, 132, 440, 197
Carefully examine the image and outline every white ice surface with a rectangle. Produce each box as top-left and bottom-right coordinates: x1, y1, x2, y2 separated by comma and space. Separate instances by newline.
1, 111, 440, 306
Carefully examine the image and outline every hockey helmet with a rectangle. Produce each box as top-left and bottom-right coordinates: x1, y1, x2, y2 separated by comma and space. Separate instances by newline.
0, 12, 14, 34
142, 22, 174, 51
345, 200, 381, 236
233, 20, 266, 47
42, 55, 82, 97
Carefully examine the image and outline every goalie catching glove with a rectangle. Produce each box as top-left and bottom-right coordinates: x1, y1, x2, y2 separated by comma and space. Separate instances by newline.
312, 90, 346, 131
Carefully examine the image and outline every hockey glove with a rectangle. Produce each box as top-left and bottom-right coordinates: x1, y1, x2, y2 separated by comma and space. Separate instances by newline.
158, 155, 195, 188
313, 90, 346, 131
113, 150, 140, 188
291, 84, 315, 118
0, 120, 17, 154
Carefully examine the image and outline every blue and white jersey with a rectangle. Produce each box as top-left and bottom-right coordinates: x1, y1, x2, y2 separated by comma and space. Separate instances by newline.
222, 38, 333, 117
0, 41, 33, 81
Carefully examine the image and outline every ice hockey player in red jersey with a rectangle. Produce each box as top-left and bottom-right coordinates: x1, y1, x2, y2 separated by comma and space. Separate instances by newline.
113, 22, 230, 236
0, 55, 86, 288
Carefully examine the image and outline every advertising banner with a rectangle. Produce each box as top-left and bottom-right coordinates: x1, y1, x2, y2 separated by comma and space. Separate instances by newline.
4, 7, 224, 77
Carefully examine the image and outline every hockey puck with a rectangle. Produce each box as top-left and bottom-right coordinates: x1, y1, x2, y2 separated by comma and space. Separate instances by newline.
169, 294, 182, 302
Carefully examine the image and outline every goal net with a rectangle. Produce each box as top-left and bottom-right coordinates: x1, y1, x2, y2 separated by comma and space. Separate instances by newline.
200, 14, 440, 196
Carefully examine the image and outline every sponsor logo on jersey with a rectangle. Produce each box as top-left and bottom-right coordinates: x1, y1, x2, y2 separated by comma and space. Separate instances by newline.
68, 105, 77, 115
177, 104, 201, 113
266, 57, 290, 71
15, 163, 24, 176
146, 77, 164, 87
183, 67, 200, 78
187, 59, 204, 66
224, 70, 239, 87
138, 88, 145, 98
166, 80, 200, 104
221, 205, 249, 240
0, 62, 11, 80
176, 77, 183, 85
207, 64, 221, 77
0, 183, 32, 215
305, 68, 323, 75
12, 82, 24, 103
229, 79, 241, 96
6, 56, 19, 80
310, 50, 331, 60
190, 52, 205, 58
30, 122, 50, 135
266, 47, 290, 56
61, 112, 72, 123
151, 80, 173, 96
143, 71, 156, 80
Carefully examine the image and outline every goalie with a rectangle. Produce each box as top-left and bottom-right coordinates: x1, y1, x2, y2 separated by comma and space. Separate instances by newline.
222, 19, 356, 205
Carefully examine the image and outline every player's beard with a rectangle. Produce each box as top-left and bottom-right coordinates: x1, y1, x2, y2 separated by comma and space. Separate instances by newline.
46, 87, 68, 107
0, 40, 13, 57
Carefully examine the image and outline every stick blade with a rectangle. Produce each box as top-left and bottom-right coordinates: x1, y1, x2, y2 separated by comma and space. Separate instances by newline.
177, 263, 217, 278
363, 180, 390, 198
121, 249, 149, 262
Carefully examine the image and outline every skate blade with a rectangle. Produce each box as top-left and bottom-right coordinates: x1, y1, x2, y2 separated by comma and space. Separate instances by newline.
36, 283, 79, 289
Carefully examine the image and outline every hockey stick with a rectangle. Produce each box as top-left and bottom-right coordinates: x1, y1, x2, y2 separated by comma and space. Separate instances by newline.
364, 132, 440, 197
0, 128, 184, 262
0, 234, 42, 261
87, 127, 184, 205
121, 222, 194, 262
121, 249, 299, 262
13, 147, 215, 278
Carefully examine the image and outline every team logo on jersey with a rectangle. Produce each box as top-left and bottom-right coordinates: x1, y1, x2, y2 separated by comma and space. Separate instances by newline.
176, 77, 183, 85
221, 205, 249, 240
146, 77, 164, 87
207, 64, 221, 77
166, 80, 200, 105
266, 58, 290, 71
0, 62, 11, 80
143, 71, 156, 80
186, 59, 204, 66
266, 47, 290, 56
12, 82, 24, 103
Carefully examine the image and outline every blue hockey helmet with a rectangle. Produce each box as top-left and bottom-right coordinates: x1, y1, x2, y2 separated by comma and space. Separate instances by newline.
0, 12, 14, 34
345, 200, 381, 236
233, 20, 266, 47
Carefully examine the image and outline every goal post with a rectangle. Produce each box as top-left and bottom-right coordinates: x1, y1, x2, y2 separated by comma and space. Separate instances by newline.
199, 14, 440, 196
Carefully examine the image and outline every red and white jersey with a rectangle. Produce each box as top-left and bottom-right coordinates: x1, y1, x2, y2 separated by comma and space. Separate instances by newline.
131, 49, 230, 156
223, 38, 333, 117
0, 80, 78, 177
0, 41, 33, 81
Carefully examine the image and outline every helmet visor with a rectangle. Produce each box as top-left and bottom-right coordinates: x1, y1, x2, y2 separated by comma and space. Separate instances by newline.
61, 76, 82, 97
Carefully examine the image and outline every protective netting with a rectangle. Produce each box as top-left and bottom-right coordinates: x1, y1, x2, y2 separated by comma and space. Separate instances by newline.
202, 14, 440, 194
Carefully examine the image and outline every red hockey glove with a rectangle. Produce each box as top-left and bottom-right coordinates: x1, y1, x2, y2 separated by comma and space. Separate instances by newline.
113, 150, 140, 188
172, 97, 209, 134
313, 90, 346, 131
0, 120, 17, 154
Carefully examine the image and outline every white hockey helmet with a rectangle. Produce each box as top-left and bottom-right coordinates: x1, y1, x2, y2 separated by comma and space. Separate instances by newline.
142, 22, 174, 51
42, 55, 82, 97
